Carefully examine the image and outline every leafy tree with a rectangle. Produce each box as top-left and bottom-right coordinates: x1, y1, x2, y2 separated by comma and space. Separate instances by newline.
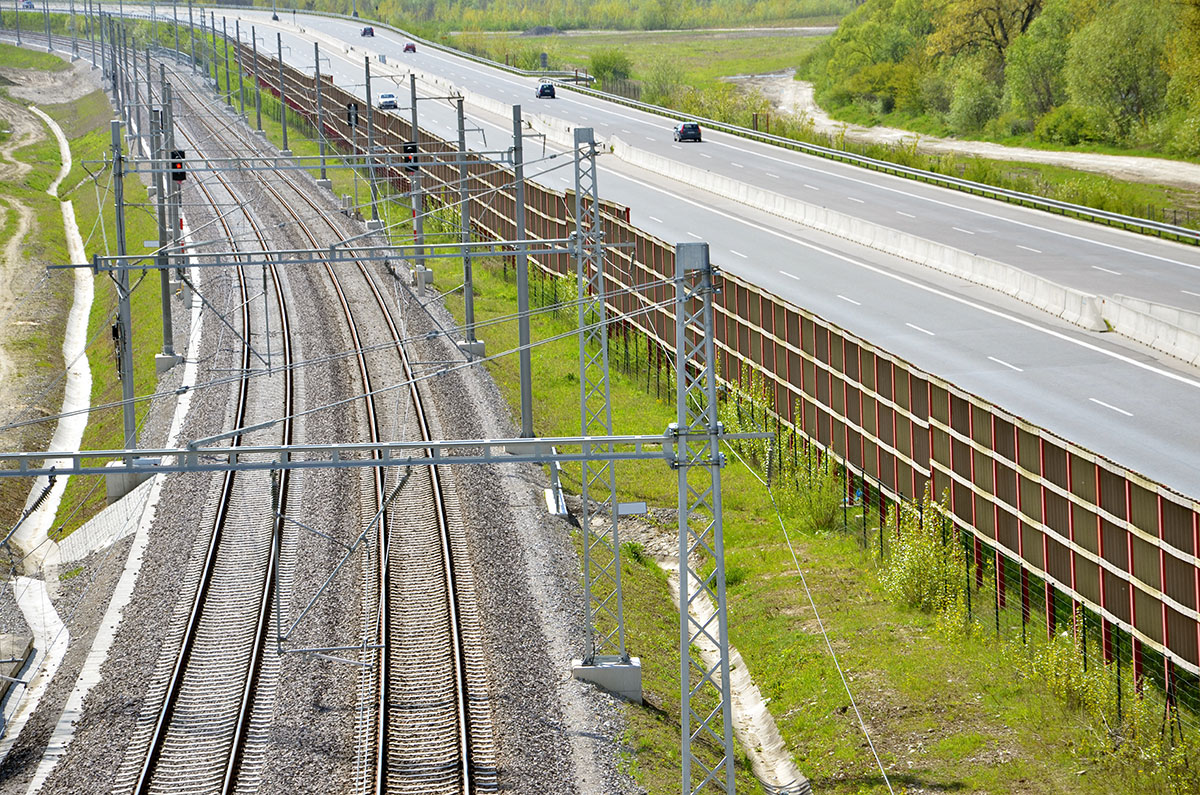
1003, 0, 1075, 117
1167, 0, 1200, 111
948, 58, 1000, 131
926, 0, 1043, 60
1064, 0, 1172, 137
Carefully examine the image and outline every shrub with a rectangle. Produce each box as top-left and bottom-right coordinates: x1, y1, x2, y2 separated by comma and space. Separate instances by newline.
879, 488, 966, 627
1033, 104, 1102, 146
590, 48, 633, 83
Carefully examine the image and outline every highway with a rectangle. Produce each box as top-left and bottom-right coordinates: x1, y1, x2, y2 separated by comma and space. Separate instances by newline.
34, 8, 1200, 499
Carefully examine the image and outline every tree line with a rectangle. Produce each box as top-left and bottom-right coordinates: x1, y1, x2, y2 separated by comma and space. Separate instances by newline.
803, 0, 1200, 156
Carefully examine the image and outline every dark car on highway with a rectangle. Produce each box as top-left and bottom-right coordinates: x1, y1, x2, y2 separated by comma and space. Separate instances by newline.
673, 122, 701, 142
403, 42, 417, 53
536, 83, 556, 99
360, 26, 374, 37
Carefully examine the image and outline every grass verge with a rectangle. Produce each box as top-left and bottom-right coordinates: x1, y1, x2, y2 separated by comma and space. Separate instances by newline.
410, 233, 1185, 792
46, 88, 164, 537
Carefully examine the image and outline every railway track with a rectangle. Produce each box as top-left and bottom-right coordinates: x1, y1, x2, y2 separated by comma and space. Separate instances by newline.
113, 50, 494, 793
112, 69, 296, 795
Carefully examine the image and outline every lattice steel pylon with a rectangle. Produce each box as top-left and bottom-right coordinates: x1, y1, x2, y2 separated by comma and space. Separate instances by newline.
573, 128, 628, 665
674, 242, 735, 794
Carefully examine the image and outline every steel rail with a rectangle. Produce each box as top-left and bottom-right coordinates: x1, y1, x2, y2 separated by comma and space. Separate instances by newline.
131, 66, 294, 795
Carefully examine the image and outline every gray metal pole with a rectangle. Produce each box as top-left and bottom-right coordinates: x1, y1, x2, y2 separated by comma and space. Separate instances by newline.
277, 32, 289, 153
150, 0, 155, 45
15, 0, 21, 47
457, 98, 474, 342
95, 6, 102, 75
235, 20, 245, 120
126, 26, 137, 132
88, 0, 97, 69
172, 0, 178, 62
252, 26, 261, 131
674, 241, 735, 795
209, 12, 217, 88
164, 81, 182, 281
145, 48, 152, 121
314, 41, 327, 181
187, 0, 194, 74
573, 126, 625, 666
41, 0, 50, 54
222, 17, 231, 105
151, 109, 175, 360
513, 104, 532, 437
409, 72, 423, 269
364, 56, 377, 222
70, 0, 77, 59
112, 120, 137, 457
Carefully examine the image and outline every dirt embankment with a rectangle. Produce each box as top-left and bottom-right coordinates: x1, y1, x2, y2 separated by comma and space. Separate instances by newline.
732, 69, 1200, 192
0, 58, 100, 522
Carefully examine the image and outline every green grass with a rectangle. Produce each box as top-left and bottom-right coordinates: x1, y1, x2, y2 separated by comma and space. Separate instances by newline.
404, 226, 1175, 791
0, 40, 69, 71
450, 28, 826, 87
45, 91, 164, 537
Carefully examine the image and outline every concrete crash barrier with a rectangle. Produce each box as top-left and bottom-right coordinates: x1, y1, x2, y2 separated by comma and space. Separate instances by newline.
1101, 296, 1200, 366
608, 137, 1107, 332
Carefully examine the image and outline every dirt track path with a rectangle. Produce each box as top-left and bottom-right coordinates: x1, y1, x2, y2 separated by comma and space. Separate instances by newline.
0, 93, 46, 419
737, 70, 1200, 192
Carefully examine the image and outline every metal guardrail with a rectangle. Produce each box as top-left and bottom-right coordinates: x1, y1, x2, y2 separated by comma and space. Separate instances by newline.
46, 1, 1200, 245
230, 4, 1200, 248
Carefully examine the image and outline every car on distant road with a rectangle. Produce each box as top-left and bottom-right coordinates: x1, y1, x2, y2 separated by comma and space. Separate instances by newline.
378, 92, 397, 110
403, 41, 417, 53
673, 121, 702, 142
536, 83, 555, 99
21, 1, 35, 9
360, 26, 374, 37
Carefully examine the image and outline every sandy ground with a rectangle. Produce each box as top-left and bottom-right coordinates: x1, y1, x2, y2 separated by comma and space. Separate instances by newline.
0, 58, 101, 105
734, 70, 1200, 191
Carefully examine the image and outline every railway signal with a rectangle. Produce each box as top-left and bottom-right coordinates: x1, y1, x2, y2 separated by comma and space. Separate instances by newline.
346, 102, 359, 128
169, 149, 186, 181
402, 141, 418, 172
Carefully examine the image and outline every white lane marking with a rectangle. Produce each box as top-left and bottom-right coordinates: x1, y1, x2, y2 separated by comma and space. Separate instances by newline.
848, 197, 865, 203
897, 211, 915, 218
700, 152, 713, 159
645, 136, 655, 141
804, 184, 819, 190
837, 294, 861, 306
731, 249, 748, 259
1184, 289, 1200, 298
604, 167, 1200, 392
767, 173, 779, 179
953, 227, 975, 235
988, 356, 1023, 372
732, 162, 744, 168
621, 129, 632, 133
1090, 397, 1133, 417
780, 270, 800, 280
648, 215, 663, 223
687, 231, 703, 239
439, 101, 1200, 401
1017, 245, 1042, 254
704, 137, 1200, 274
906, 322, 935, 336
671, 144, 682, 150
1092, 265, 1123, 276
